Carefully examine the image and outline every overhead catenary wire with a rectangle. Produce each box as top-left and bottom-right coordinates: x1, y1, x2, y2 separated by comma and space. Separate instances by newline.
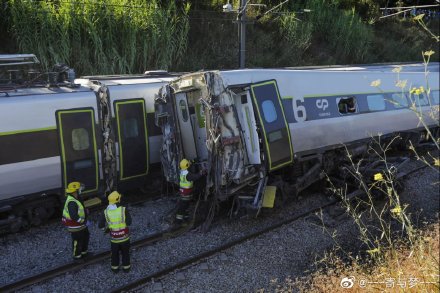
379, 8, 413, 19
379, 4, 439, 19
258, 0, 289, 19
380, 4, 440, 10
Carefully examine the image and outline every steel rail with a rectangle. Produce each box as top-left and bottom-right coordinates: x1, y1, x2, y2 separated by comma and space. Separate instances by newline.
0, 226, 184, 293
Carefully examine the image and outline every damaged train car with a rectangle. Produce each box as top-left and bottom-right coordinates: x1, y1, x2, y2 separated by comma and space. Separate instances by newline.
155, 63, 439, 217
0, 54, 177, 233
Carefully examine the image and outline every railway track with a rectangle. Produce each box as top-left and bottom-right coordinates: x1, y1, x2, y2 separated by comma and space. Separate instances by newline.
0, 162, 431, 293
112, 161, 432, 293
0, 225, 189, 293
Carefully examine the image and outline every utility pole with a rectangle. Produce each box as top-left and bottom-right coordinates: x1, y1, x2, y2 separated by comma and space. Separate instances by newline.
229, 0, 289, 68
238, 0, 246, 69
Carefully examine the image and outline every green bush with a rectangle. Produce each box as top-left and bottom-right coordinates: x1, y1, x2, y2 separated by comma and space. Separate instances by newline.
7, 0, 189, 75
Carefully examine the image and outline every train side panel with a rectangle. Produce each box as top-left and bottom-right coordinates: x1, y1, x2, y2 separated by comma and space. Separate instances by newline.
218, 69, 439, 155
76, 76, 175, 192
156, 63, 439, 209
0, 90, 100, 201
105, 81, 166, 166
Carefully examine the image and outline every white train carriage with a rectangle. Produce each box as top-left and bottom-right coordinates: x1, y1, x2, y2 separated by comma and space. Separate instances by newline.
76, 72, 176, 192
0, 55, 177, 232
155, 63, 439, 209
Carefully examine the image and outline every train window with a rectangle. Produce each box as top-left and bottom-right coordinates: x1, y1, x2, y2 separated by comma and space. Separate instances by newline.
179, 100, 189, 122
430, 90, 439, 104
122, 118, 139, 138
241, 94, 247, 104
72, 128, 90, 151
268, 130, 283, 142
262, 100, 277, 123
367, 94, 386, 111
188, 105, 195, 115
73, 159, 93, 169
391, 93, 408, 108
338, 97, 357, 114
414, 94, 429, 107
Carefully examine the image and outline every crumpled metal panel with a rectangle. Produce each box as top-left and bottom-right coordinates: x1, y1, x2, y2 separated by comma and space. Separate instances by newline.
155, 85, 179, 184
203, 72, 248, 186
156, 71, 261, 199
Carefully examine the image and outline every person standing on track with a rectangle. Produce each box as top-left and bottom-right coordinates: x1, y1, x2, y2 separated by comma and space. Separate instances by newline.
176, 159, 205, 224
98, 191, 132, 273
61, 181, 90, 261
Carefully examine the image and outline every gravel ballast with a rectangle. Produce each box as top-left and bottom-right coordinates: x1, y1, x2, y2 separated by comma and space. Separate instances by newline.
0, 197, 176, 286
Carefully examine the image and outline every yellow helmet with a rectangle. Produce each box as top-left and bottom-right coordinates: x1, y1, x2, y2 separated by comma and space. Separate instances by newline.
180, 159, 190, 170
66, 182, 82, 194
108, 191, 121, 204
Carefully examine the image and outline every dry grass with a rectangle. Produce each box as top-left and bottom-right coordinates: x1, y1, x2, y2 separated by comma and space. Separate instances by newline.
267, 223, 439, 292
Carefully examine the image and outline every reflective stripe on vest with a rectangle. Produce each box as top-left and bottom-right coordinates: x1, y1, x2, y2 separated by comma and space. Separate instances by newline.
104, 206, 129, 242
179, 170, 193, 189
62, 195, 86, 231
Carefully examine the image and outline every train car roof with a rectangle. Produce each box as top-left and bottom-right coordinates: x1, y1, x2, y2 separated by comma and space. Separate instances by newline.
235, 62, 439, 73
305, 62, 439, 72
0, 84, 93, 98
173, 62, 439, 85
77, 72, 180, 86
171, 62, 439, 98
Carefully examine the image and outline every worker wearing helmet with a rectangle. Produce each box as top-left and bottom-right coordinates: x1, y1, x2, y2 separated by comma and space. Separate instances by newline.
98, 191, 132, 273
62, 182, 90, 260
176, 159, 205, 224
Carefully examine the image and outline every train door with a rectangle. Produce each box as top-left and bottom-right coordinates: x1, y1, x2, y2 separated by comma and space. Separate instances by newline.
250, 80, 293, 171
56, 108, 99, 194
114, 99, 149, 185
175, 92, 197, 160
234, 91, 261, 164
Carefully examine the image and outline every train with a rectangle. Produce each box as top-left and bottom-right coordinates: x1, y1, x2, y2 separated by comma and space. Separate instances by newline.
1, 55, 438, 233
0, 54, 178, 233
154, 63, 439, 218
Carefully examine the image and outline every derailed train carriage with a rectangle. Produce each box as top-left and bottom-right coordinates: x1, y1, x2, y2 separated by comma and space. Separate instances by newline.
0, 54, 177, 233
155, 63, 440, 217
